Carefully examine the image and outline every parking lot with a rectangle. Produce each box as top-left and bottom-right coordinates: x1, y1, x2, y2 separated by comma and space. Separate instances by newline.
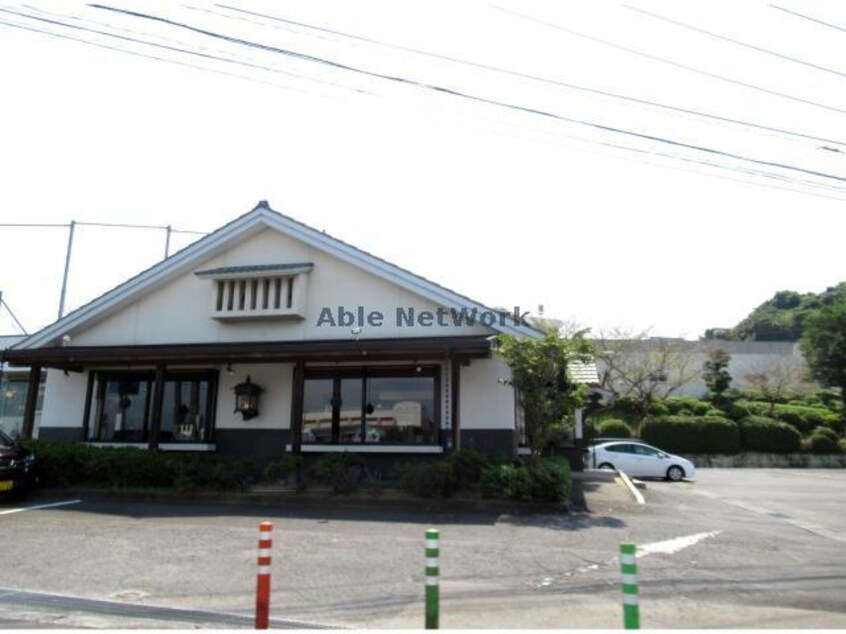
1, 469, 846, 628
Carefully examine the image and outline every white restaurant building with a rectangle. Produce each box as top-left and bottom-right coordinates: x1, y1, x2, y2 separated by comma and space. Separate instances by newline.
4, 202, 550, 470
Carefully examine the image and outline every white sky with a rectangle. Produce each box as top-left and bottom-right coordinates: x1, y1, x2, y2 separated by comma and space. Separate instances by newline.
0, 0, 844, 340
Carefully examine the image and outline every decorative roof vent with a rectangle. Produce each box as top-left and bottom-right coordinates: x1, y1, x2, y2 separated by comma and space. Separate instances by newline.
195, 263, 312, 321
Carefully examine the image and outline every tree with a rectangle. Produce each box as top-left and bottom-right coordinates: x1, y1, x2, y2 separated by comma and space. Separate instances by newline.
593, 330, 700, 419
496, 330, 594, 456
801, 301, 846, 419
702, 347, 732, 405
743, 360, 814, 414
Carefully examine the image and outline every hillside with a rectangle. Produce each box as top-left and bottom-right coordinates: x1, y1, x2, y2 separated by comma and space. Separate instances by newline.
703, 283, 846, 342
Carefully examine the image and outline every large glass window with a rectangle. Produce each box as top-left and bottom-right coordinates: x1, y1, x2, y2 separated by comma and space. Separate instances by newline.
86, 371, 217, 443
0, 375, 44, 439
300, 367, 439, 445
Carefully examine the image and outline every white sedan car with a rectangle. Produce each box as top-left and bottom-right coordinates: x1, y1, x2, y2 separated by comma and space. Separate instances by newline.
584, 441, 695, 481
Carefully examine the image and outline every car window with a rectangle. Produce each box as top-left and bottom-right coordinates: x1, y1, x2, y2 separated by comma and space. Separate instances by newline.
605, 444, 634, 453
633, 445, 660, 457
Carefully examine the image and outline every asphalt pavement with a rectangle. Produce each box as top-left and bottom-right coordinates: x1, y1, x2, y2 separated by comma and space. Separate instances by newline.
0, 469, 845, 628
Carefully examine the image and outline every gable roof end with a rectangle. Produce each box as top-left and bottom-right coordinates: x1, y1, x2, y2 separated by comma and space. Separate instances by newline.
15, 201, 542, 349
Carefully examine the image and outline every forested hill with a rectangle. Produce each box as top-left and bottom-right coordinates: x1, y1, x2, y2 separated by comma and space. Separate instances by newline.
703, 283, 846, 342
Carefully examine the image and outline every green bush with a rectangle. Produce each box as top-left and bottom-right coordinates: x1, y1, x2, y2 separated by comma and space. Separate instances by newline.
809, 433, 839, 454
811, 426, 839, 443
22, 440, 253, 490
739, 402, 840, 434
597, 419, 631, 439
447, 450, 490, 489
480, 458, 571, 503
839, 439, 846, 454
526, 458, 571, 503
739, 416, 802, 453
724, 400, 753, 422
663, 397, 713, 416
481, 462, 532, 500
400, 461, 457, 498
263, 454, 303, 483
640, 415, 740, 454
312, 452, 364, 494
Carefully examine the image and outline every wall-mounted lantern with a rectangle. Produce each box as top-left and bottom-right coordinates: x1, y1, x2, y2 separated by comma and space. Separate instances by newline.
233, 375, 263, 421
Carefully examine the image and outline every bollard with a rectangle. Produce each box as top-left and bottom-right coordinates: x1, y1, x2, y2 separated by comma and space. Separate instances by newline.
255, 521, 273, 629
425, 528, 440, 629
619, 543, 640, 629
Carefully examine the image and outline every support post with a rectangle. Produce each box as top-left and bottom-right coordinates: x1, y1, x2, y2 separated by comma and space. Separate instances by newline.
255, 521, 273, 629
148, 364, 165, 449
21, 365, 41, 439
620, 543, 640, 629
164, 224, 172, 259
425, 528, 440, 629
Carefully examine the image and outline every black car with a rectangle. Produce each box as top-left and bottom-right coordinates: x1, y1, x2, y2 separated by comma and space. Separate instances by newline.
0, 429, 37, 499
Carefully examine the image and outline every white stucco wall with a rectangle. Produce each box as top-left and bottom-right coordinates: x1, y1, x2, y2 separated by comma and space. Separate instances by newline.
459, 356, 514, 430
215, 363, 293, 430
39, 369, 88, 431
71, 228, 495, 346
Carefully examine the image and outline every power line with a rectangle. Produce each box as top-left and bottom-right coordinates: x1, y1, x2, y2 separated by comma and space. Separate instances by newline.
491, 4, 846, 116
770, 5, 846, 35
208, 3, 846, 148
625, 4, 846, 80
86, 2, 846, 192
0, 6, 369, 98
0, 221, 207, 235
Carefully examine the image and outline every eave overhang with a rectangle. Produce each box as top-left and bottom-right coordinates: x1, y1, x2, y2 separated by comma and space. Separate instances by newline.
2, 335, 493, 369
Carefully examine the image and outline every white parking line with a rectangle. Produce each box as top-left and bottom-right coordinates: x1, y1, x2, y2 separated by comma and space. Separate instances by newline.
0, 499, 81, 516
638, 530, 722, 557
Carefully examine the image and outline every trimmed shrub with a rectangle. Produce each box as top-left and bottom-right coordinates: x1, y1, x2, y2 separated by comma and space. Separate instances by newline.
640, 415, 740, 454
312, 452, 364, 494
739, 416, 802, 453
597, 419, 631, 439
740, 402, 840, 434
263, 454, 303, 483
526, 458, 571, 503
811, 426, 839, 443
663, 397, 713, 416
839, 439, 846, 454
447, 450, 490, 489
724, 400, 753, 422
400, 461, 457, 498
809, 433, 839, 455
22, 440, 253, 490
481, 463, 532, 501
480, 458, 571, 503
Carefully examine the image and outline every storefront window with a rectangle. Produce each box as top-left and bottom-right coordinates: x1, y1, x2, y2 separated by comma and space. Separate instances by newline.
87, 371, 216, 443
300, 367, 439, 445
0, 376, 43, 438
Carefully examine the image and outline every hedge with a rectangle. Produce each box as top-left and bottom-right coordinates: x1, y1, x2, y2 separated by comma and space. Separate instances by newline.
811, 426, 839, 443
480, 458, 571, 503
596, 418, 631, 439
663, 396, 715, 417
640, 415, 740, 454
738, 402, 840, 434
809, 433, 840, 455
23, 440, 253, 491
739, 416, 802, 453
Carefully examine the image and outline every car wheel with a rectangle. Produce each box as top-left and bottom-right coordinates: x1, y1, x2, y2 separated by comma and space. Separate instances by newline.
666, 465, 685, 482
597, 462, 615, 471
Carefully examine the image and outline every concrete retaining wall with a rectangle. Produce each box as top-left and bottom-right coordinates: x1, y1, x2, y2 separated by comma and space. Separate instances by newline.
683, 452, 846, 468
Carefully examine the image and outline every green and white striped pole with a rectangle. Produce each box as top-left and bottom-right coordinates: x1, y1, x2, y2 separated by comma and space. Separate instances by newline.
425, 528, 440, 629
620, 543, 640, 629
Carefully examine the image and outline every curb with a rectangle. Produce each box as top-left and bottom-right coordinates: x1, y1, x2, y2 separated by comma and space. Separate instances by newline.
616, 471, 646, 505
29, 487, 575, 515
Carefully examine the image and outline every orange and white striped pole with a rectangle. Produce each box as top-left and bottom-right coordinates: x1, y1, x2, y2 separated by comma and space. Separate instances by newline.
255, 521, 273, 629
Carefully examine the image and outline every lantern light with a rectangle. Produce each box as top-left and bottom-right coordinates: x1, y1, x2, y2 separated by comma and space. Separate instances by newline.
234, 375, 262, 421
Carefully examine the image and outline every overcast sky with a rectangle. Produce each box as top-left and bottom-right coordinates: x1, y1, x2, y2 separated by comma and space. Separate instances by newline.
1, 0, 845, 341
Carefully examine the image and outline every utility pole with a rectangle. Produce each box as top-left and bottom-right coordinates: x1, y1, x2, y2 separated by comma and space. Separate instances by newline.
57, 220, 76, 320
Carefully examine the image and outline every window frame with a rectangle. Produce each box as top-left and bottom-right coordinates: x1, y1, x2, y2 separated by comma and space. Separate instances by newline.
299, 365, 441, 446
83, 369, 218, 444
